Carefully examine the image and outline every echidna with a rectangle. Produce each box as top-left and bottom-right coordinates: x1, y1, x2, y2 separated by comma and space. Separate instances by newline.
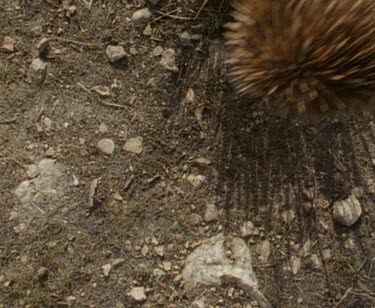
224, 0, 375, 119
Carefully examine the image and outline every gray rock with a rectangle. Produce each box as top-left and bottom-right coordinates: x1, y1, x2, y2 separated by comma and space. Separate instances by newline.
123, 137, 143, 154
189, 213, 202, 226
153, 46, 164, 57
106, 45, 127, 63
182, 233, 272, 308
333, 193, 362, 226
255, 240, 271, 263
42, 117, 53, 130
97, 138, 115, 155
45, 147, 55, 157
143, 24, 152, 36
299, 239, 312, 257
204, 203, 219, 222
154, 245, 165, 257
26, 164, 40, 179
131, 8, 151, 25
240, 221, 257, 237
160, 48, 178, 72
111, 258, 125, 269
14, 159, 66, 218
322, 249, 332, 261
290, 256, 301, 275
179, 31, 191, 46
309, 254, 322, 270
99, 123, 108, 133
187, 174, 205, 188
30, 58, 47, 83
191, 296, 206, 308
281, 210, 295, 223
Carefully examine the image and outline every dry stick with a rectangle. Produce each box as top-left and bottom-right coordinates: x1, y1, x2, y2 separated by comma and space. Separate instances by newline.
154, 10, 193, 22
0, 156, 27, 170
97, 98, 129, 110
50, 36, 107, 47
89, 0, 94, 10
0, 117, 16, 124
77, 82, 129, 109
310, 168, 334, 298
195, 0, 209, 19
334, 287, 353, 308
88, 179, 99, 209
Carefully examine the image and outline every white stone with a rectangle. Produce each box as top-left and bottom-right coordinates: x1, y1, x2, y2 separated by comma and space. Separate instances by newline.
123, 137, 143, 154
160, 49, 178, 72
106, 45, 127, 63
128, 286, 147, 302
131, 8, 151, 25
97, 138, 115, 155
187, 174, 205, 188
204, 203, 219, 222
333, 194, 362, 226
182, 233, 272, 308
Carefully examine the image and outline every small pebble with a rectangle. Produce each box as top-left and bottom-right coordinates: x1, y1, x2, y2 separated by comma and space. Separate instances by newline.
45, 147, 55, 157
99, 123, 108, 133
204, 203, 219, 222
179, 31, 191, 46
30, 58, 47, 84
290, 256, 301, 275
153, 46, 164, 57
333, 193, 362, 226
143, 24, 152, 36
240, 221, 256, 237
187, 174, 205, 188
123, 137, 143, 154
97, 139, 115, 155
189, 213, 202, 226
256, 239, 271, 262
154, 245, 165, 257
309, 254, 322, 270
131, 8, 151, 25
129, 286, 147, 301
111, 258, 125, 269
1, 36, 15, 52
160, 48, 178, 72
106, 45, 127, 63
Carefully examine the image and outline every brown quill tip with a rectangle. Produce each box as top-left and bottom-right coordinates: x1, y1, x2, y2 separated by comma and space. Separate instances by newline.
224, 0, 375, 119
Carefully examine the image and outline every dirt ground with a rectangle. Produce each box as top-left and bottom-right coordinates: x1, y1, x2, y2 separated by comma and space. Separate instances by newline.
1, 1, 375, 307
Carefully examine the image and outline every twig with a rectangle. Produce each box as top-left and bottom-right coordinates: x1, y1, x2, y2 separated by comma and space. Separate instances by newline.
43, 0, 59, 8
77, 82, 91, 92
124, 175, 135, 192
50, 36, 107, 47
97, 98, 129, 109
154, 10, 193, 22
334, 287, 353, 308
195, 0, 209, 19
34, 104, 45, 123
88, 178, 99, 209
0, 117, 16, 124
89, 0, 94, 10
0, 156, 27, 170
310, 168, 334, 297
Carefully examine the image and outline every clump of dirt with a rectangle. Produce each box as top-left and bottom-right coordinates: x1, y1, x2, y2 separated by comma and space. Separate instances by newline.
1, 1, 374, 307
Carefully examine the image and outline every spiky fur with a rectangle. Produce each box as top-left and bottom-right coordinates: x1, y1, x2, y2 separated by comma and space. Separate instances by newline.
225, 0, 375, 118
